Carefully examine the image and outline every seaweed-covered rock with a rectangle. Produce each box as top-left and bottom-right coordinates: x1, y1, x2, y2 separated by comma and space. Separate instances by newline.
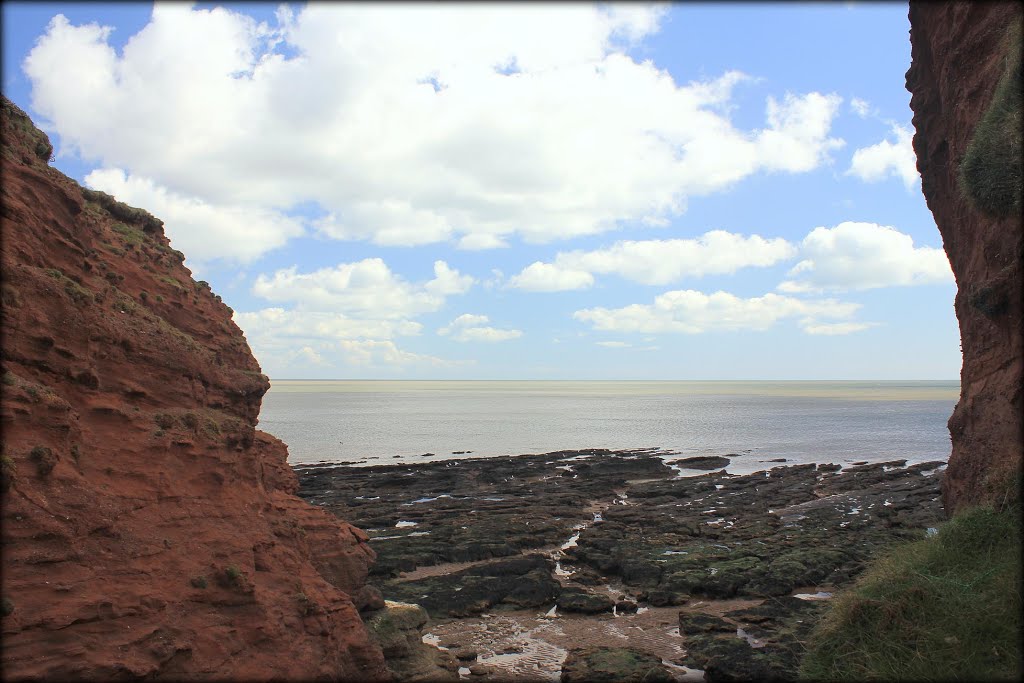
673, 456, 731, 470
364, 601, 459, 682
382, 555, 560, 618
560, 647, 674, 683
682, 633, 787, 683
559, 588, 614, 614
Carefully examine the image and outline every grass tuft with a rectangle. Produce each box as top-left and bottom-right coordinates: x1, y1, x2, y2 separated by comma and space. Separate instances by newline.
29, 446, 57, 477
112, 222, 145, 246
799, 506, 1022, 681
959, 19, 1023, 218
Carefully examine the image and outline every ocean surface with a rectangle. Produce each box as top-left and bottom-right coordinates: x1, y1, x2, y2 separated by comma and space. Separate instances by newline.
259, 380, 959, 474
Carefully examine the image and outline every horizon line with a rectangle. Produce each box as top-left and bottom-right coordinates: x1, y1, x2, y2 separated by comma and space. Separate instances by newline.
266, 378, 962, 382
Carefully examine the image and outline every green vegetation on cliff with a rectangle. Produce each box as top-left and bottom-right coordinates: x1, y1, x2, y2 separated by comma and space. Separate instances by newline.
959, 19, 1022, 218
800, 505, 1022, 681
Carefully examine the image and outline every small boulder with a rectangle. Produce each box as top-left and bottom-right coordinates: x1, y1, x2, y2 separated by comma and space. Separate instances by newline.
559, 588, 615, 615
615, 600, 638, 614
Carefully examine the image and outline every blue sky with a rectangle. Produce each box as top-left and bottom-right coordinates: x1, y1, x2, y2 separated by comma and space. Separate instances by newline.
2, 2, 960, 380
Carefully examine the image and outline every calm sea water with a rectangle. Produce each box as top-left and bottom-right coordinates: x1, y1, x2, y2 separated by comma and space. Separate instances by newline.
258, 380, 958, 473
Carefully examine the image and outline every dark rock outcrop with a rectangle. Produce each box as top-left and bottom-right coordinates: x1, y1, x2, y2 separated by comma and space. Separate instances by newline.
365, 601, 459, 682
560, 647, 674, 683
0, 97, 388, 680
907, 1, 1023, 512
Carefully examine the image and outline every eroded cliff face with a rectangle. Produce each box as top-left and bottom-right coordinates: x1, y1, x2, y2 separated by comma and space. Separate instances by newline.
906, 1, 1023, 513
0, 97, 389, 681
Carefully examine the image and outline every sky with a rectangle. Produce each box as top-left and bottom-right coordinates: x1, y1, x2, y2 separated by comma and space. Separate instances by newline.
2, 2, 961, 380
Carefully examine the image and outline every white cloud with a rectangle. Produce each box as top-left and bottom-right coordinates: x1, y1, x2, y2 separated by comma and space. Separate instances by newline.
596, 341, 631, 347
850, 97, 872, 118
85, 168, 303, 265
424, 260, 475, 296
27, 6, 844, 255
251, 258, 472, 318
232, 307, 427, 374
295, 346, 329, 366
778, 222, 952, 293
574, 290, 862, 334
800, 320, 877, 335
235, 258, 473, 373
438, 314, 522, 342
848, 124, 919, 189
756, 92, 846, 173
511, 230, 796, 289
508, 262, 596, 292
337, 339, 456, 368
458, 234, 510, 250
233, 308, 422, 343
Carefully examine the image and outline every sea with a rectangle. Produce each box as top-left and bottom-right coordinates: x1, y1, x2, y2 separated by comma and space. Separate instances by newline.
259, 380, 959, 475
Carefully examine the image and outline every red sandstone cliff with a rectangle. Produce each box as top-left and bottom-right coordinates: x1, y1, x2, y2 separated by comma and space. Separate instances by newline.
907, 1, 1023, 513
0, 96, 389, 680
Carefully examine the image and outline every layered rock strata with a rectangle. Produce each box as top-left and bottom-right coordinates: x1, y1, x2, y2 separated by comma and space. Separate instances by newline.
0, 97, 388, 681
907, 1, 1024, 512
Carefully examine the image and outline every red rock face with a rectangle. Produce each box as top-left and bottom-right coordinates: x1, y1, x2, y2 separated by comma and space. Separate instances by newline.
906, 1, 1023, 512
0, 97, 389, 681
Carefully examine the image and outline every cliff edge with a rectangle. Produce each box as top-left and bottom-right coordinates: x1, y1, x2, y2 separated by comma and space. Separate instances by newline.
906, 1, 1023, 513
0, 96, 389, 681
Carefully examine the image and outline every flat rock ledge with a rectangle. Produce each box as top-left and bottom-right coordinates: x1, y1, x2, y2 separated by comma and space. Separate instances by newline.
300, 449, 946, 681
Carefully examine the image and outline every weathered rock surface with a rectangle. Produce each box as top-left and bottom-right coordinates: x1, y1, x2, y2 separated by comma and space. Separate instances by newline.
678, 599, 823, 682
907, 1, 1023, 512
299, 448, 676, 578
673, 456, 731, 471
560, 647, 674, 683
0, 97, 388, 681
301, 449, 946, 680
384, 555, 562, 618
365, 601, 459, 682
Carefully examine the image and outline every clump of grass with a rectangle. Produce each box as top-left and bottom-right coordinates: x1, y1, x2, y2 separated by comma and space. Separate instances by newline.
42, 268, 91, 304
112, 295, 137, 315
1, 454, 16, 492
799, 506, 1022, 681
959, 19, 1022, 218
29, 446, 56, 477
216, 565, 245, 590
80, 187, 163, 233
2, 597, 13, 617
296, 592, 314, 616
190, 576, 208, 589
62, 279, 90, 304
156, 274, 186, 293
154, 413, 176, 430
111, 222, 145, 246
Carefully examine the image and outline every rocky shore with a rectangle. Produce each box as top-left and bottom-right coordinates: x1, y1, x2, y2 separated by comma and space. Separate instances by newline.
297, 449, 946, 681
